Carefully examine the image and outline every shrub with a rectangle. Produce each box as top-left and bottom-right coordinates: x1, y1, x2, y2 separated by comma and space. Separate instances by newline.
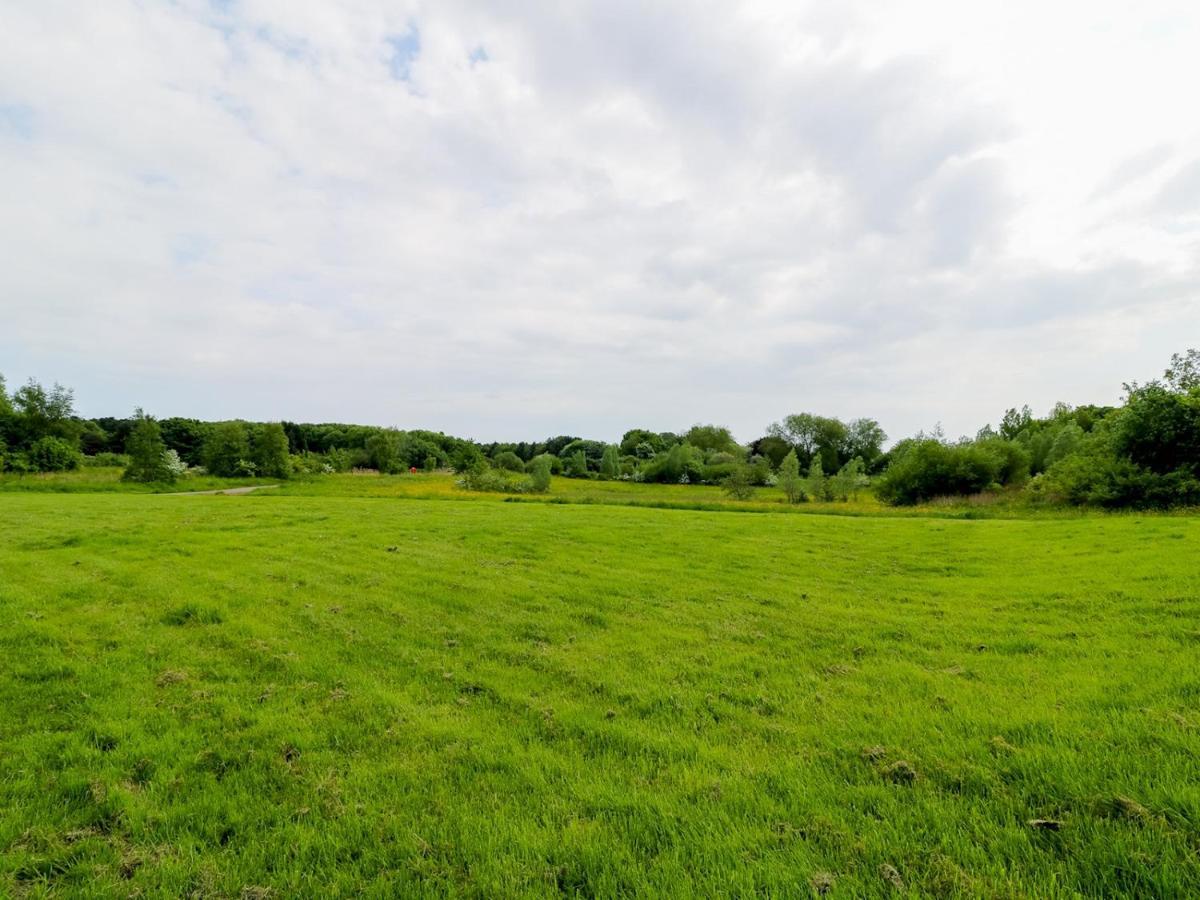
700, 462, 738, 485
1036, 418, 1200, 508
28, 436, 82, 472
721, 466, 757, 500
458, 461, 550, 495
527, 455, 552, 493
642, 443, 704, 484
1117, 384, 1200, 475
875, 439, 1005, 505
529, 452, 562, 475
563, 450, 589, 478
493, 450, 524, 472
163, 449, 188, 480
451, 444, 484, 473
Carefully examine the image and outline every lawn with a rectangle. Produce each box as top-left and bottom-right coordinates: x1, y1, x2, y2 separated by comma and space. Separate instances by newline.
1, 487, 1197, 897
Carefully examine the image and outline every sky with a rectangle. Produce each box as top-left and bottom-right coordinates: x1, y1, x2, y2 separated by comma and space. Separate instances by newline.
2, 0, 1198, 444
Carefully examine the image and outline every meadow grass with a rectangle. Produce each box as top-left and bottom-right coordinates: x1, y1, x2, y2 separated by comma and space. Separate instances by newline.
0, 468, 272, 495
1, 485, 1198, 896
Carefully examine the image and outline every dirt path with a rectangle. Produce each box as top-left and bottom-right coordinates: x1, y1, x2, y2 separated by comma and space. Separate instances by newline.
161, 484, 281, 497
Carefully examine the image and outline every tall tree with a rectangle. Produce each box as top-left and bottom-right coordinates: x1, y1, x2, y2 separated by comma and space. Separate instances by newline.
777, 449, 804, 503
1165, 348, 1200, 393
123, 409, 174, 483
599, 444, 621, 478
204, 421, 251, 476
11, 378, 80, 448
253, 422, 291, 479
768, 413, 847, 469
844, 418, 887, 466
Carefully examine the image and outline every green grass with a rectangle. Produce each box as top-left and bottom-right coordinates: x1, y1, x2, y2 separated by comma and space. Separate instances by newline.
1, 487, 1198, 896
0, 467, 273, 494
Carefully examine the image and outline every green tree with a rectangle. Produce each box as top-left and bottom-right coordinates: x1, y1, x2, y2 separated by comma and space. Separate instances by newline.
365, 431, 401, 473
493, 450, 524, 472
777, 449, 804, 503
620, 428, 666, 457
684, 424, 740, 455
999, 405, 1033, 440
829, 457, 868, 501
768, 413, 847, 470
1117, 383, 1200, 475
123, 409, 175, 483
641, 442, 704, 484
11, 378, 81, 449
721, 465, 756, 500
204, 421, 252, 477
844, 418, 887, 467
528, 452, 562, 475
599, 444, 621, 478
564, 449, 589, 478
1164, 348, 1200, 393
806, 457, 834, 502
78, 420, 109, 456
749, 434, 791, 468
451, 443, 484, 473
527, 455, 552, 492
160, 418, 210, 466
253, 423, 291, 479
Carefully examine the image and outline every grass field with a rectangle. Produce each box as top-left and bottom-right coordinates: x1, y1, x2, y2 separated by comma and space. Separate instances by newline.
1, 479, 1198, 896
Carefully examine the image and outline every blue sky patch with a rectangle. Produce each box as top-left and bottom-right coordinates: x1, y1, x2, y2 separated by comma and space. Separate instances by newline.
0, 104, 34, 140
387, 25, 421, 81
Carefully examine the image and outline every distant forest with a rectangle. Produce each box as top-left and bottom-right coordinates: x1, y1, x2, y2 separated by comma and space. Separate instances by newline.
2, 349, 1197, 508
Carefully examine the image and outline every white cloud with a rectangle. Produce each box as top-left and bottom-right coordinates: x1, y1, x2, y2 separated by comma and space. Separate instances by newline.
2, 0, 1198, 442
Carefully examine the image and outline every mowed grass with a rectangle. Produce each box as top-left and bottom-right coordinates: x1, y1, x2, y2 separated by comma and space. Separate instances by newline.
1, 492, 1198, 897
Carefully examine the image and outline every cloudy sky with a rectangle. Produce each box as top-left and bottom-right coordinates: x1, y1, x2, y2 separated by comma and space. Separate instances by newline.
2, 1, 1198, 443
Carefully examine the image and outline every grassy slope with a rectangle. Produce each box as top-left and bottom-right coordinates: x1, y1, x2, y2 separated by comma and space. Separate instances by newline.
1, 492, 1198, 897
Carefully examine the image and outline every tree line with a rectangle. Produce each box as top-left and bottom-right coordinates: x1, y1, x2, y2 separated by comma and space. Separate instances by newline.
2, 348, 1197, 507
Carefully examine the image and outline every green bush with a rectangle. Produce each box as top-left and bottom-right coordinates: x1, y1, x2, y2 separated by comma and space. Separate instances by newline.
527, 456, 552, 493
458, 462, 550, 495
493, 450, 524, 472
563, 450, 589, 478
1117, 384, 1200, 475
721, 466, 757, 500
28, 436, 82, 472
529, 453, 562, 475
642, 443, 704, 484
598, 445, 620, 479
875, 439, 1005, 505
